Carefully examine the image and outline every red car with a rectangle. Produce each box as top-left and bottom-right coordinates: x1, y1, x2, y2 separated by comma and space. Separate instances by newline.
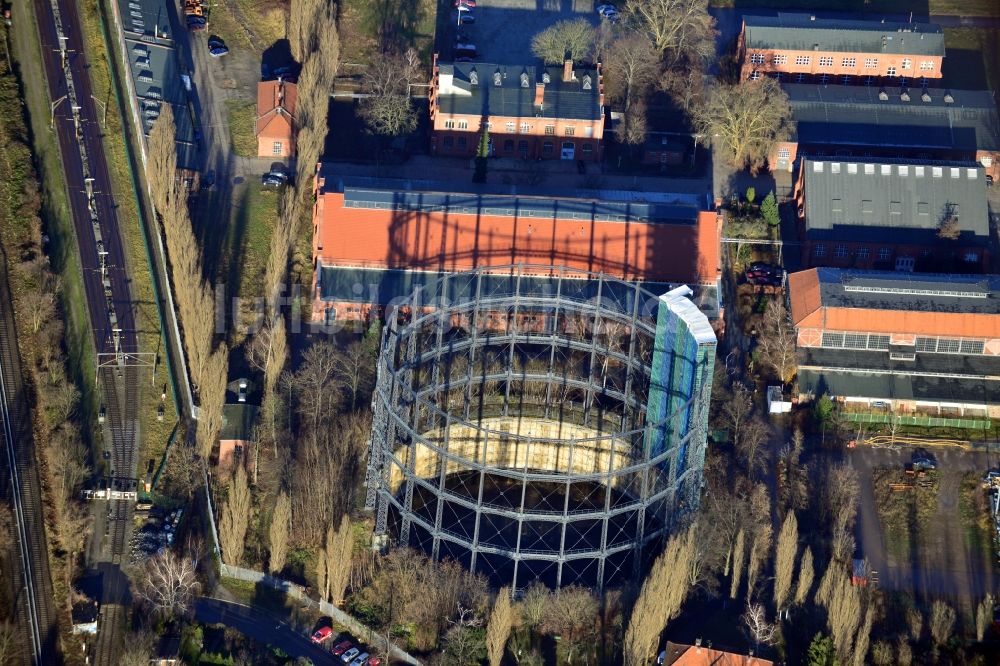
454, 0, 476, 6
311, 627, 333, 644
367, 658, 383, 666
333, 640, 354, 656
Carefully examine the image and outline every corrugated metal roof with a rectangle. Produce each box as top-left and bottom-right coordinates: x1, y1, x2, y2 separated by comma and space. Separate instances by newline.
437, 61, 601, 121
798, 363, 1000, 404
744, 14, 944, 56
785, 84, 1000, 152
800, 158, 989, 239
807, 268, 1000, 314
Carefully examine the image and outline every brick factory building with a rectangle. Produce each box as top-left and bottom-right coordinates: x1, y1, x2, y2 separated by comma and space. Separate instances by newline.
788, 268, 1000, 416
768, 85, 1000, 179
794, 157, 990, 273
430, 56, 605, 162
738, 14, 944, 85
309, 168, 721, 325
256, 79, 297, 158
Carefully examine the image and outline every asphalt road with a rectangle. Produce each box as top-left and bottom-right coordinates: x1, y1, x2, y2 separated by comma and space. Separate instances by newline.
194, 597, 339, 664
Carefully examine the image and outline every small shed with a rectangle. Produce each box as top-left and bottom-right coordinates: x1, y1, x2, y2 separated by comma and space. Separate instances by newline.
767, 386, 792, 414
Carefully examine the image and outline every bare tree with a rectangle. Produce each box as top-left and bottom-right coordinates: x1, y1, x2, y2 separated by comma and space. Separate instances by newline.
616, 98, 649, 148
794, 546, 814, 605
315, 546, 328, 602
625, 0, 716, 64
333, 332, 378, 409
326, 515, 353, 605
624, 525, 695, 666
137, 550, 200, 619
976, 594, 995, 641
777, 429, 808, 517
486, 587, 513, 666
517, 582, 550, 632
540, 586, 598, 663
906, 607, 923, 643
359, 49, 421, 138
531, 18, 595, 64
757, 299, 797, 385
773, 512, 798, 609
853, 604, 874, 666
743, 603, 777, 649
871, 640, 893, 666
896, 638, 913, 666
118, 630, 156, 666
0, 620, 14, 666
605, 34, 660, 114
737, 417, 770, 476
816, 567, 863, 663
729, 528, 745, 599
268, 492, 291, 575
722, 381, 753, 446
694, 78, 793, 175
219, 465, 251, 566
929, 600, 956, 648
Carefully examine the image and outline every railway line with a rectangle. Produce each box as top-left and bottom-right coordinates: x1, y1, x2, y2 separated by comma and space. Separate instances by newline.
32, 0, 144, 662
0, 252, 59, 666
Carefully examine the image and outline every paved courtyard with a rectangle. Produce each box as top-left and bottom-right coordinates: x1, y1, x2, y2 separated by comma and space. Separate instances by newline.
442, 0, 602, 65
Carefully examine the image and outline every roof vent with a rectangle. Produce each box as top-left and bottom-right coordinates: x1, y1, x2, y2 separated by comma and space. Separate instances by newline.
813, 43, 819, 50
921, 91, 931, 102
809, 15, 815, 20
943, 92, 954, 103
542, 72, 550, 84
900, 91, 910, 102
493, 71, 502, 87
878, 90, 889, 101
469, 69, 478, 85
582, 74, 592, 90
520, 72, 529, 88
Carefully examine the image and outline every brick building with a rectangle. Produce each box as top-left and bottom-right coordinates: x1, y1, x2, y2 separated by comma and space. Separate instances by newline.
738, 14, 944, 85
430, 56, 605, 162
788, 268, 1000, 416
768, 85, 1000, 178
309, 168, 721, 324
255, 79, 296, 158
794, 157, 990, 272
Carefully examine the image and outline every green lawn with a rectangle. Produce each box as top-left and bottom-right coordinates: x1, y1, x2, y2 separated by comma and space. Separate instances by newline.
708, 0, 1000, 15
205, 5, 252, 50
79, 0, 179, 473
226, 99, 259, 157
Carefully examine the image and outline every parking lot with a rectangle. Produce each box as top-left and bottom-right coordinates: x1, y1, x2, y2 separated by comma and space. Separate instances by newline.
443, 0, 601, 65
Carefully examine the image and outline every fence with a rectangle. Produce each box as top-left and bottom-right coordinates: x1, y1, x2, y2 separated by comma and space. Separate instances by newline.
842, 412, 992, 430
218, 564, 422, 666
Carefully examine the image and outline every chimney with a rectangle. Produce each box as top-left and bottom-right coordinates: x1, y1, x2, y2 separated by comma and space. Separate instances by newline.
563, 58, 574, 82
277, 78, 284, 107
534, 82, 544, 107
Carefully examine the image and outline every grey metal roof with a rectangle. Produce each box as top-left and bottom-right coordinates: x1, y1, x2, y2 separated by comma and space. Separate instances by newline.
437, 61, 601, 121
317, 266, 720, 317
808, 268, 1000, 314
784, 84, 1000, 152
743, 14, 944, 56
800, 158, 989, 242
342, 187, 699, 224
220, 403, 258, 440
117, 0, 199, 170
798, 348, 1000, 404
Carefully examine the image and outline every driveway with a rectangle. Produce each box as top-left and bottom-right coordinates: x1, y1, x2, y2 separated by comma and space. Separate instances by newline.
195, 597, 338, 664
848, 444, 997, 602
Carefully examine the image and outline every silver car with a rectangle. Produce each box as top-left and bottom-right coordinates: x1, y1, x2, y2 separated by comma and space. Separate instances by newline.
341, 647, 360, 663
351, 652, 370, 666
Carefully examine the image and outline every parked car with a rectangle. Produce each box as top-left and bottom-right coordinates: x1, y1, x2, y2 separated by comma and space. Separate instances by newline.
454, 0, 476, 6
210, 45, 230, 57
332, 641, 353, 657
367, 657, 383, 666
262, 174, 286, 188
457, 3, 472, 11
341, 648, 360, 663
311, 627, 333, 644
912, 457, 937, 471
596, 4, 616, 13
351, 653, 370, 666
460, 12, 475, 23
207, 36, 225, 49
745, 262, 782, 285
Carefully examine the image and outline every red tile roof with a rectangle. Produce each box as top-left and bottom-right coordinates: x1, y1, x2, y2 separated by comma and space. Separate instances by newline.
663, 642, 773, 666
256, 80, 296, 139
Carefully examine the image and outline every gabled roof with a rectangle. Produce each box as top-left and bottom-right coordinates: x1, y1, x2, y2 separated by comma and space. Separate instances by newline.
256, 80, 297, 138
788, 268, 1000, 337
784, 84, 1000, 153
436, 61, 602, 121
799, 158, 989, 242
663, 641, 773, 666
743, 13, 944, 56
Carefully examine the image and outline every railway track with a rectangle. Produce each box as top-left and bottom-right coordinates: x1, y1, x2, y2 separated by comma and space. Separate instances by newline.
0, 251, 58, 665
31, 0, 144, 661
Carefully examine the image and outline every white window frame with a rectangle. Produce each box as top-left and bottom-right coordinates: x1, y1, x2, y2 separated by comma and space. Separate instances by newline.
864, 58, 878, 69
819, 56, 834, 67
457, 120, 469, 129
772, 54, 787, 65
777, 148, 790, 159
886, 66, 897, 76
519, 122, 531, 133
444, 120, 456, 129
842, 57, 856, 67
794, 55, 811, 66
505, 121, 515, 132
901, 58, 912, 70
750, 53, 765, 64
271, 141, 283, 155
919, 61, 935, 71
878, 247, 892, 261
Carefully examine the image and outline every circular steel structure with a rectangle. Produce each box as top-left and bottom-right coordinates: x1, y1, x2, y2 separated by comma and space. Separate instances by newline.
365, 266, 715, 590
